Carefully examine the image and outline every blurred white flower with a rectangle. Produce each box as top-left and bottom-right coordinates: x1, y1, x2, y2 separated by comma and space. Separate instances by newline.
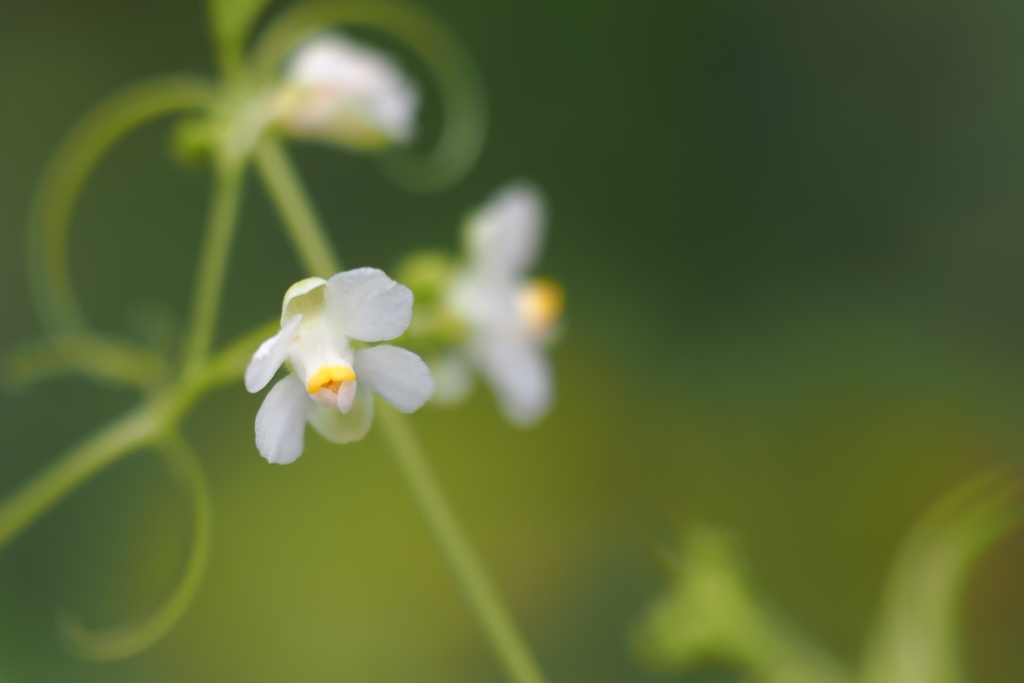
442, 183, 564, 426
245, 268, 434, 464
274, 33, 420, 150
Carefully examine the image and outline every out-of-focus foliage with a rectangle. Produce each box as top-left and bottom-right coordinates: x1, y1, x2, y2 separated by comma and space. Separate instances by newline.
634, 526, 849, 683
635, 471, 1023, 683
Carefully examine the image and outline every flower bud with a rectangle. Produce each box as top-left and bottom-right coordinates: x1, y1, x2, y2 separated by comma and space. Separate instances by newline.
274, 33, 420, 151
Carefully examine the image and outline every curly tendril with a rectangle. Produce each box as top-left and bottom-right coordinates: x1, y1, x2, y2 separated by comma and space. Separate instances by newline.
250, 0, 487, 193
56, 434, 212, 661
25, 76, 215, 387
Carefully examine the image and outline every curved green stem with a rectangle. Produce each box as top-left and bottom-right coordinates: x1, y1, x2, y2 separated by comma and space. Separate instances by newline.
4, 332, 171, 392
0, 310, 279, 660
375, 401, 547, 683
0, 406, 162, 549
254, 137, 342, 278
0, 314, 273, 552
859, 470, 1023, 683
27, 75, 215, 338
57, 432, 212, 661
182, 160, 248, 375
250, 0, 486, 192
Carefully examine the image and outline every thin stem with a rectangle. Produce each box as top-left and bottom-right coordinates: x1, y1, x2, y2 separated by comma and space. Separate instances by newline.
22, 76, 213, 389
0, 313, 275, 552
0, 405, 161, 548
254, 137, 342, 278
0, 309, 281, 661
4, 332, 170, 392
182, 160, 247, 374
375, 401, 547, 683
257, 134, 546, 683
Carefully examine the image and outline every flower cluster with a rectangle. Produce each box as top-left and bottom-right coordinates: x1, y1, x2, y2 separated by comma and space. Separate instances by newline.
244, 179, 566, 463
245, 35, 564, 462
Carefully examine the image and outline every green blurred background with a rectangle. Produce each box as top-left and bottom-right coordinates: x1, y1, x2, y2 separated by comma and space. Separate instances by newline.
2, 0, 1024, 680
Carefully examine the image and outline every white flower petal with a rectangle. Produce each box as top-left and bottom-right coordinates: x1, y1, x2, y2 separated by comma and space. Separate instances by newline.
466, 183, 546, 278
308, 383, 375, 444
336, 379, 358, 414
254, 375, 311, 464
354, 345, 434, 413
429, 352, 475, 405
245, 315, 302, 393
282, 33, 420, 147
472, 335, 553, 426
450, 275, 521, 338
326, 267, 413, 342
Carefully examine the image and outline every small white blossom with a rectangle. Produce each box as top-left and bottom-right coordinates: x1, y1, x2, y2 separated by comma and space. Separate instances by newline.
274, 33, 420, 150
443, 183, 564, 426
245, 268, 434, 464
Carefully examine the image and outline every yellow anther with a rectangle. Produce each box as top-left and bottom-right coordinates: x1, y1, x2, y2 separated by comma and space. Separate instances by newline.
518, 277, 565, 334
307, 365, 356, 395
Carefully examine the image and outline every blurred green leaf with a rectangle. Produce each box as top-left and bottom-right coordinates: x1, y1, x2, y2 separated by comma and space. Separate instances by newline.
633, 526, 850, 683
635, 470, 1024, 683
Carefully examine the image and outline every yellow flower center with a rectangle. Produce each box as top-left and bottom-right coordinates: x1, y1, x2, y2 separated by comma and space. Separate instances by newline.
518, 277, 565, 335
307, 365, 356, 395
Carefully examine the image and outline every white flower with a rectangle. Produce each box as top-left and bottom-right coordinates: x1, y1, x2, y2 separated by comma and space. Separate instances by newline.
245, 268, 434, 464
274, 33, 420, 150
443, 183, 564, 426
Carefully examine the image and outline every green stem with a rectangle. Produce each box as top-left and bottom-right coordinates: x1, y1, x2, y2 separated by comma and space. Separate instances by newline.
0, 405, 161, 548
182, 160, 247, 374
375, 401, 547, 683
0, 316, 275, 552
258, 134, 546, 683
4, 332, 170, 392
0, 312, 280, 659
254, 137, 342, 278
859, 470, 1023, 683
23, 76, 214, 389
